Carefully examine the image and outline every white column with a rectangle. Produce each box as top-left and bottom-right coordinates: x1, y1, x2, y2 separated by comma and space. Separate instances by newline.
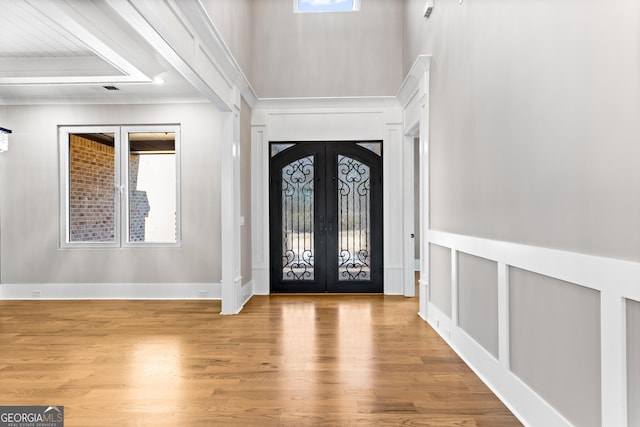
221, 88, 243, 314
250, 110, 270, 295
383, 108, 405, 295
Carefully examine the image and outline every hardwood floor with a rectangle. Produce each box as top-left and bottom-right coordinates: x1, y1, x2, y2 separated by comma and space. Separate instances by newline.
0, 295, 521, 426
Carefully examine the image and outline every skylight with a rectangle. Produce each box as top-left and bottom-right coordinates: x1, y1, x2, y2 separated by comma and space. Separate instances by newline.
295, 0, 360, 14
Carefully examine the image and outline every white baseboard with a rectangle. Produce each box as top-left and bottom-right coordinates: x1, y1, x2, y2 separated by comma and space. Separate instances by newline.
252, 267, 270, 295
384, 267, 404, 295
241, 279, 253, 307
426, 302, 571, 427
0, 282, 222, 300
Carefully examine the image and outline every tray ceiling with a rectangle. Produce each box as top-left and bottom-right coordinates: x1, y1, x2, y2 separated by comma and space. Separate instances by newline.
0, 0, 207, 104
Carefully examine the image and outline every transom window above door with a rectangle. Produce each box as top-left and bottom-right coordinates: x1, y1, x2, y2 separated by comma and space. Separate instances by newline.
294, 0, 360, 14
58, 125, 181, 248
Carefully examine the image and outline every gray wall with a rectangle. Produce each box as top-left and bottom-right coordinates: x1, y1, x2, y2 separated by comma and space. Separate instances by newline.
509, 268, 601, 427
404, 0, 640, 262
0, 103, 221, 283
629, 298, 640, 426
250, 0, 404, 98
457, 252, 498, 358
201, 0, 253, 81
429, 243, 451, 317
240, 97, 252, 286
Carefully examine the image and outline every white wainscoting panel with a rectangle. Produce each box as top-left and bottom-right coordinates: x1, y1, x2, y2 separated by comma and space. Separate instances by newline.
424, 230, 638, 427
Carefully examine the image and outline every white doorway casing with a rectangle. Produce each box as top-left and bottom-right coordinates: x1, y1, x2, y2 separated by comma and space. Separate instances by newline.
398, 56, 431, 311
250, 98, 408, 295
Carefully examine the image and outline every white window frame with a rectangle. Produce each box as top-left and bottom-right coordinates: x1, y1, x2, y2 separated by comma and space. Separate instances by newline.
59, 124, 181, 248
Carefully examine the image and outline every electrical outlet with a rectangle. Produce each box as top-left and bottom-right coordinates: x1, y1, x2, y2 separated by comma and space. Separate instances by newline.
197, 290, 207, 298
32, 290, 41, 298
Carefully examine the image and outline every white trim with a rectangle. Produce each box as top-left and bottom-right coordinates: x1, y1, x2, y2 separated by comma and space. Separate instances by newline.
402, 133, 416, 297
254, 96, 399, 110
251, 125, 270, 295
0, 282, 221, 300
176, 0, 259, 107
427, 301, 571, 427
106, 0, 232, 111
58, 125, 181, 249
120, 125, 182, 247
251, 101, 405, 295
252, 268, 270, 296
11, 0, 153, 86
241, 280, 253, 307
384, 267, 404, 295
497, 262, 510, 369
451, 249, 459, 326
601, 291, 628, 427
427, 230, 640, 298
220, 107, 243, 314
399, 55, 431, 314
397, 55, 432, 107
58, 126, 121, 249
383, 119, 405, 295
424, 230, 640, 426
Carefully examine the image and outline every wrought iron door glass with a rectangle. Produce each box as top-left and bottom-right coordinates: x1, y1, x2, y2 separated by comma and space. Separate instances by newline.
337, 155, 371, 281
281, 155, 315, 281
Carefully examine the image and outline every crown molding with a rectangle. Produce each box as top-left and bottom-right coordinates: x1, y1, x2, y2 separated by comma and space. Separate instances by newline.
253, 96, 400, 110
397, 55, 432, 107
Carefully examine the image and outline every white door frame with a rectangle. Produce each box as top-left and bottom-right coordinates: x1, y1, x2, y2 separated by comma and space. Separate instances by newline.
398, 55, 431, 316
250, 99, 406, 295
402, 129, 418, 297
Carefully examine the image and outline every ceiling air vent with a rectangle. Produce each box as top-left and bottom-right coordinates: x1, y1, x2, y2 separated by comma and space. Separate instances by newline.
103, 85, 120, 91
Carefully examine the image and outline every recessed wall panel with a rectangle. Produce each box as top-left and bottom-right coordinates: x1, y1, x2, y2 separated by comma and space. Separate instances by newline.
458, 252, 498, 358
429, 243, 451, 317
509, 267, 601, 427
240, 97, 252, 285
628, 298, 640, 426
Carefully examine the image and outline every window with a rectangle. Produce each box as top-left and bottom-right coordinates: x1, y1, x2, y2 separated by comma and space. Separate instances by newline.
294, 0, 360, 14
59, 125, 180, 247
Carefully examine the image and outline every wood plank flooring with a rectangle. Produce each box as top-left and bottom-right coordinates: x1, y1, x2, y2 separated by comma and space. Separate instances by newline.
0, 295, 521, 426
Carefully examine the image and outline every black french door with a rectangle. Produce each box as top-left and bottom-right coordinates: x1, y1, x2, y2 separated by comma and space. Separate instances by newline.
269, 142, 383, 293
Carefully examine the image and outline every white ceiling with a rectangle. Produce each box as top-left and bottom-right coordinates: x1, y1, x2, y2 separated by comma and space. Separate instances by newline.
0, 0, 208, 105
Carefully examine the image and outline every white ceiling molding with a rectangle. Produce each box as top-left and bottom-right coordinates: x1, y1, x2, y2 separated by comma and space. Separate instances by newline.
105, 0, 235, 111
175, 0, 258, 108
396, 55, 432, 108
0, 0, 152, 85
253, 96, 400, 110
0, 0, 207, 105
0, 57, 121, 80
